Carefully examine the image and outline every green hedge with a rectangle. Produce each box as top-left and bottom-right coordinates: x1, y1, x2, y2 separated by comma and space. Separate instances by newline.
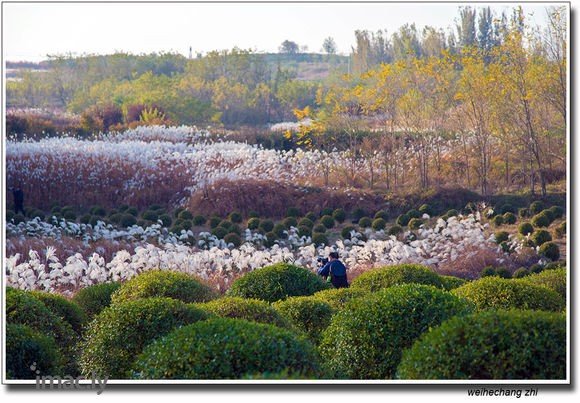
397, 309, 566, 379
6, 324, 62, 379
132, 318, 320, 379
517, 268, 566, 301
197, 297, 291, 329
72, 282, 121, 318
111, 270, 215, 304
451, 276, 565, 312
350, 264, 445, 293
319, 284, 473, 379
226, 263, 331, 302
29, 290, 87, 334
79, 297, 211, 378
312, 287, 367, 310
273, 296, 334, 343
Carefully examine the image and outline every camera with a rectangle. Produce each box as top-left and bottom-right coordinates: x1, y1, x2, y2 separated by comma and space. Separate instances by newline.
317, 257, 328, 265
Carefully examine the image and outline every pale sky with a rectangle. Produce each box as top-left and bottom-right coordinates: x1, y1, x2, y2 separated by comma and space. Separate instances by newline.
2, 1, 560, 62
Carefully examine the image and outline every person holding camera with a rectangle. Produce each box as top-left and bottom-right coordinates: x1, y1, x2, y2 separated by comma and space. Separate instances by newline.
317, 252, 349, 288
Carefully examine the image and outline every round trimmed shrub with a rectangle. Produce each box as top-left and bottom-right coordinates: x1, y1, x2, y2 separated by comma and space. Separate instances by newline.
6, 324, 62, 379
320, 207, 334, 217
312, 287, 367, 311
193, 215, 207, 226
273, 296, 334, 343
502, 212, 516, 225
548, 205, 564, 219
198, 297, 291, 329
518, 207, 529, 218
531, 229, 552, 247
226, 262, 331, 302
72, 282, 121, 318
132, 318, 320, 379
29, 291, 87, 334
374, 210, 389, 221
539, 242, 560, 261
298, 217, 314, 229
408, 218, 423, 230
247, 217, 260, 230
259, 219, 274, 233
341, 225, 356, 239
283, 216, 298, 229
313, 224, 327, 233
439, 275, 468, 291
512, 268, 530, 279
79, 297, 211, 378
491, 215, 504, 226
451, 276, 565, 312
495, 267, 512, 279
119, 214, 137, 227
529, 263, 544, 274
158, 214, 172, 227
350, 264, 445, 293
418, 204, 432, 215
224, 233, 242, 247
312, 233, 329, 247
518, 267, 566, 301
445, 209, 459, 218
320, 215, 335, 229
397, 309, 566, 380
372, 217, 386, 231
529, 200, 545, 215
358, 217, 372, 228
319, 284, 473, 379
177, 210, 193, 221
141, 210, 158, 221
518, 222, 534, 236
407, 209, 421, 219
353, 208, 367, 220
304, 212, 317, 222
332, 208, 346, 223
272, 223, 287, 238
554, 221, 566, 238
494, 231, 509, 244
480, 266, 497, 278
209, 216, 221, 228
228, 211, 243, 223
387, 225, 403, 236
298, 225, 312, 237
111, 270, 215, 304
531, 211, 551, 228
396, 213, 410, 227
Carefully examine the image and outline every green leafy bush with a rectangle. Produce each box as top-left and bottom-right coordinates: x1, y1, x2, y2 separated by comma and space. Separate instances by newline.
247, 217, 260, 230
209, 216, 221, 228
287, 207, 301, 217
491, 215, 504, 226
418, 204, 432, 215
132, 318, 320, 379
272, 223, 287, 238
332, 208, 346, 223
177, 210, 193, 221
198, 297, 291, 329
259, 219, 274, 233
494, 231, 509, 244
341, 225, 357, 239
531, 229, 552, 246
6, 324, 62, 379
111, 270, 215, 304
518, 207, 529, 218
312, 233, 329, 247
320, 215, 335, 229
358, 217, 372, 228
353, 208, 367, 220
512, 268, 530, 278
141, 210, 158, 222
539, 242, 560, 261
502, 212, 516, 225
451, 276, 565, 312
372, 217, 386, 231
397, 309, 566, 380
283, 216, 298, 229
548, 205, 564, 219
408, 218, 423, 230
229, 211, 243, 223
313, 224, 327, 233
439, 275, 468, 291
312, 287, 367, 311
119, 214, 137, 227
518, 222, 534, 236
273, 296, 333, 343
28, 290, 87, 334
407, 209, 421, 219
480, 266, 497, 278
319, 284, 473, 379
305, 212, 317, 222
79, 297, 211, 378
387, 225, 403, 236
529, 201, 545, 215
531, 211, 551, 228
350, 264, 445, 293
495, 267, 512, 279
72, 282, 121, 318
298, 217, 314, 229
396, 213, 410, 226
298, 225, 312, 237
374, 210, 389, 221
226, 263, 331, 302
193, 215, 207, 226
224, 233, 242, 247
554, 221, 566, 238
517, 267, 566, 301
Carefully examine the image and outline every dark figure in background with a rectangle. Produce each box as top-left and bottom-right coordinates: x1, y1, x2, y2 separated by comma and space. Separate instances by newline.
317, 251, 349, 289
13, 186, 24, 215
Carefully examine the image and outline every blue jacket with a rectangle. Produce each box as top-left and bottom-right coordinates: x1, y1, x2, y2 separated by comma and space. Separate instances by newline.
318, 259, 347, 277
